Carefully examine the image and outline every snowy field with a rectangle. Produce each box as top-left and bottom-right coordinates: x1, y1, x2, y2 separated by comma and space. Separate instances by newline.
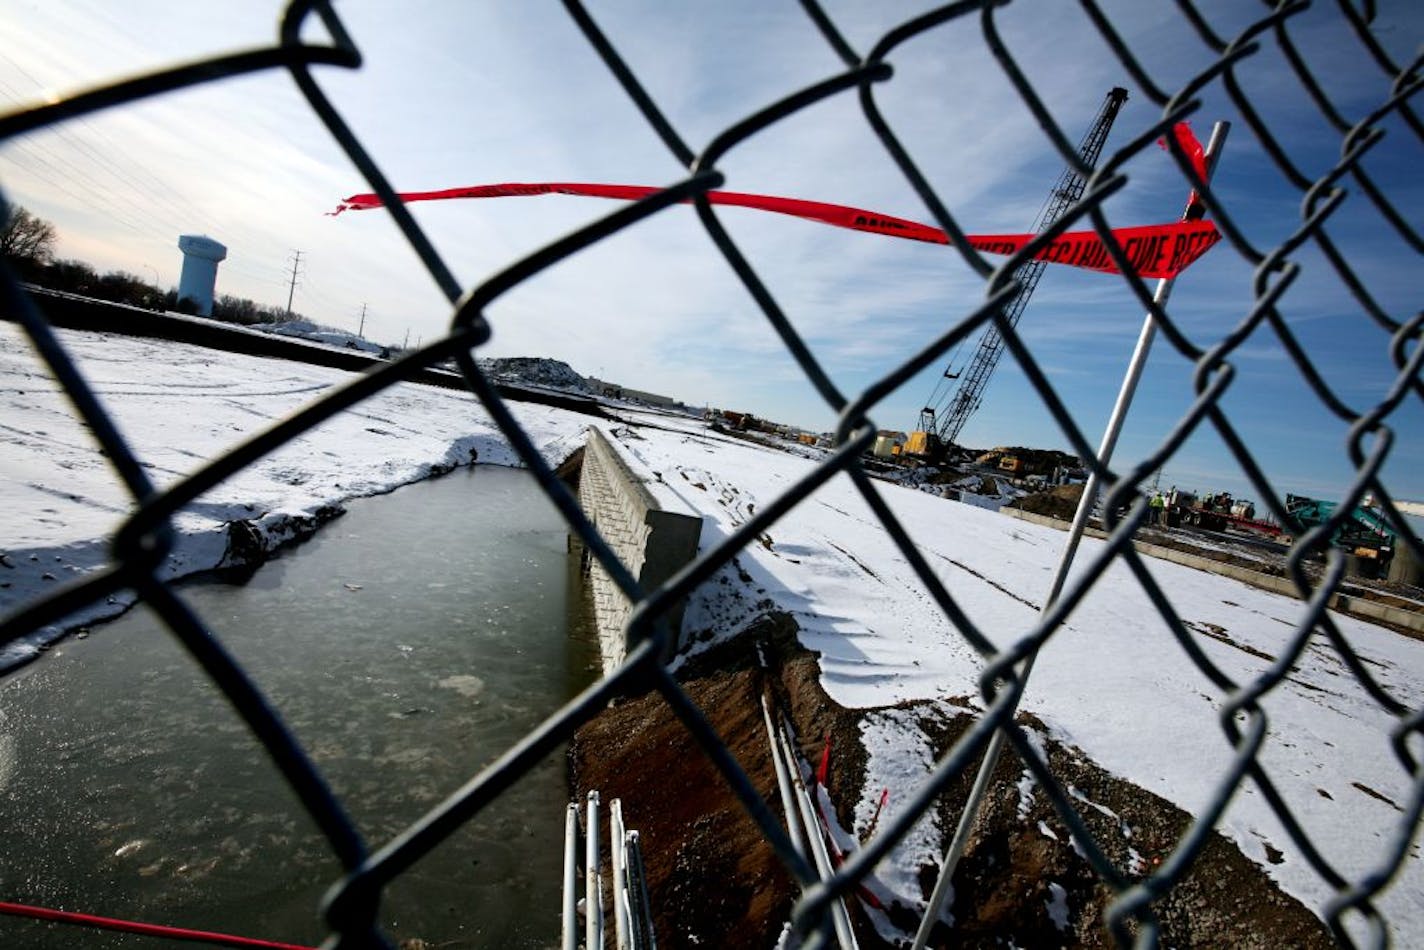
0, 323, 590, 663
3, 323, 1422, 940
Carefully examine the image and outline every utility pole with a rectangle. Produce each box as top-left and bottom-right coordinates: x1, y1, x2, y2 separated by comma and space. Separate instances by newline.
357, 303, 367, 338
284, 250, 304, 317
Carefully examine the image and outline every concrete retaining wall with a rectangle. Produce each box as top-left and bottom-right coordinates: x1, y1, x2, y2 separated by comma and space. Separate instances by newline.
576, 428, 702, 673
1001, 506, 1424, 634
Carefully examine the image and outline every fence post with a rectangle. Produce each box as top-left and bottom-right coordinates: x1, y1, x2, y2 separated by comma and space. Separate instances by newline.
911, 122, 1233, 950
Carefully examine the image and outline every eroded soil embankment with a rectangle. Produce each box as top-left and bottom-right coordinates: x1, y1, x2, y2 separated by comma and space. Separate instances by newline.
570, 613, 1334, 948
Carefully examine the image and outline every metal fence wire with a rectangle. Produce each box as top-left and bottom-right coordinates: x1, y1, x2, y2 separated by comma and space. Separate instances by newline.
2, 1, 1422, 947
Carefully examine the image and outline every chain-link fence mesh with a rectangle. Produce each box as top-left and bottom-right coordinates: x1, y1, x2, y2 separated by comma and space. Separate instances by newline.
1, 1, 1421, 947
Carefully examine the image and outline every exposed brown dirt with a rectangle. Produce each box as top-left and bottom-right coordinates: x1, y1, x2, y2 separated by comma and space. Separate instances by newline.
570, 613, 876, 945
1011, 483, 1087, 521
571, 614, 1335, 947
916, 708, 1333, 949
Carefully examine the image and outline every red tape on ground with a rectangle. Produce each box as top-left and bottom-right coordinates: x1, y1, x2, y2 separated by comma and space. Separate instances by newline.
330, 182, 1221, 279
0, 900, 316, 950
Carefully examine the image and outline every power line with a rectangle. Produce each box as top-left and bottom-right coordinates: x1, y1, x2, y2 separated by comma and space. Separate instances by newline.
0, 53, 205, 232
0, 82, 186, 237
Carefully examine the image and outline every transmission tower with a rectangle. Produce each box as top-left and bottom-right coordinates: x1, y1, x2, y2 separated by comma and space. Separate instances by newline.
284, 249, 304, 317
916, 87, 1129, 451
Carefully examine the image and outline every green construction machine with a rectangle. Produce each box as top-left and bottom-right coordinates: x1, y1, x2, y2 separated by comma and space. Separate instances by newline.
1284, 493, 1397, 569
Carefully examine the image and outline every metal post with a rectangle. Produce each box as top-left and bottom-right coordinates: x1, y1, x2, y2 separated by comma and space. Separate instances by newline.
610, 799, 630, 950
625, 830, 657, 950
587, 790, 603, 950
911, 121, 1231, 950
563, 802, 580, 950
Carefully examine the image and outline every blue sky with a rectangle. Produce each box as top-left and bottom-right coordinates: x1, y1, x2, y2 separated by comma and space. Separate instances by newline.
1, 1, 1420, 510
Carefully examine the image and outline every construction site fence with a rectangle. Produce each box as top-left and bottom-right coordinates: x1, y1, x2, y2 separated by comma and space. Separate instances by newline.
1, 2, 1421, 947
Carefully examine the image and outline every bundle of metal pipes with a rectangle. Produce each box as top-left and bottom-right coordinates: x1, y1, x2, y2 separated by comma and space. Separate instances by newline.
756, 639, 860, 950
563, 791, 656, 950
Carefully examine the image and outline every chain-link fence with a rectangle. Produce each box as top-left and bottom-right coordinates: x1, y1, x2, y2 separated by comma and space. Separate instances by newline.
1, 1, 1421, 947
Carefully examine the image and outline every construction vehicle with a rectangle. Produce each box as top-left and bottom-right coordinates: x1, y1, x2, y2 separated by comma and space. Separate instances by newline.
1163, 489, 1282, 536
1284, 493, 1396, 563
1165, 489, 1227, 530
906, 87, 1130, 461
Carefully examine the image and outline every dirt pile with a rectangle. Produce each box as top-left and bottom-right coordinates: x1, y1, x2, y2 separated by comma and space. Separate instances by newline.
570, 615, 1333, 947
475, 356, 592, 393
1011, 482, 1087, 521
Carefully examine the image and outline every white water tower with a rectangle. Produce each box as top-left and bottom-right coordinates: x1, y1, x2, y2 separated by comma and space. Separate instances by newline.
176, 234, 227, 316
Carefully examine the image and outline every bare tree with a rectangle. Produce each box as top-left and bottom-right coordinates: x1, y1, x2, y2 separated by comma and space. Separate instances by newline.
1, 204, 57, 265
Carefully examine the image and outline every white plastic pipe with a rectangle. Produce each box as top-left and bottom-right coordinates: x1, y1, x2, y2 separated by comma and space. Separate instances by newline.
761, 691, 808, 861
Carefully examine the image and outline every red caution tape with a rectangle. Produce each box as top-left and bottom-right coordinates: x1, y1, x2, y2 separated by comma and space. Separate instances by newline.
0, 900, 315, 949
1158, 121, 1209, 219
330, 182, 1221, 279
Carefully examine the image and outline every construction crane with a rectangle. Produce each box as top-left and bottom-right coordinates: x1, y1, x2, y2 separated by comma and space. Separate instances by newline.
908, 87, 1130, 459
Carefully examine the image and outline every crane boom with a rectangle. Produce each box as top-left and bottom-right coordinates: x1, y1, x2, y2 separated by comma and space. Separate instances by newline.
914, 87, 1129, 453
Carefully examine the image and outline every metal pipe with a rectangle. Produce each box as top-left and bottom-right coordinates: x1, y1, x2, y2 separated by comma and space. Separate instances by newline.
911, 122, 1232, 950
587, 790, 603, 950
563, 802, 580, 950
761, 691, 808, 861
610, 799, 630, 950
625, 830, 657, 950
777, 713, 858, 949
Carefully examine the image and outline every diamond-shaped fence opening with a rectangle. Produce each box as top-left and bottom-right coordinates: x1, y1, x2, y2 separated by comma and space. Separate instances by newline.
1, 2, 1421, 948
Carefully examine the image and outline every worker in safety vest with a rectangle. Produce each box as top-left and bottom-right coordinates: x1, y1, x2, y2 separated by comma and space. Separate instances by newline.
1149, 492, 1166, 526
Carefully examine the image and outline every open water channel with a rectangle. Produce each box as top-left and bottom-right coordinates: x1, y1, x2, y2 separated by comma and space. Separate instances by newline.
0, 465, 600, 948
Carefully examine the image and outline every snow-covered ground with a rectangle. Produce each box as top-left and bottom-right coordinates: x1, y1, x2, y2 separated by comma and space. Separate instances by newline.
3, 323, 1422, 941
0, 323, 589, 664
608, 406, 1424, 942
259, 317, 387, 355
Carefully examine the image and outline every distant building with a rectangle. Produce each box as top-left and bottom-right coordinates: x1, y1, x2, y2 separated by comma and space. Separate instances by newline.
587, 376, 681, 409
